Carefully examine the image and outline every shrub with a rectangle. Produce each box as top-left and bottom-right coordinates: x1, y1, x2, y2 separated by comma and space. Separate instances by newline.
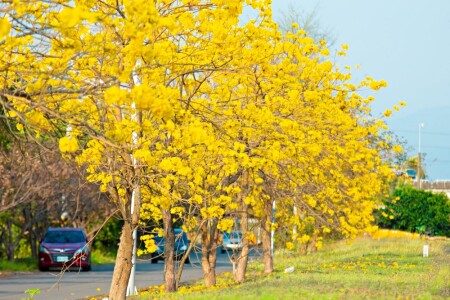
92, 217, 122, 255
376, 185, 450, 237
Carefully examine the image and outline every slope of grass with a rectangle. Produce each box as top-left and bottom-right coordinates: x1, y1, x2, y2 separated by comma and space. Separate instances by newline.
136, 233, 450, 300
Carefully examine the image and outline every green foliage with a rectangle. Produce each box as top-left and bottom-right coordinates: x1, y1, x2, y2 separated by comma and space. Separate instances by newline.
0, 210, 30, 260
0, 105, 19, 151
91, 248, 117, 264
0, 257, 36, 271
92, 217, 122, 254
376, 185, 450, 237
0, 126, 12, 150
22, 288, 40, 300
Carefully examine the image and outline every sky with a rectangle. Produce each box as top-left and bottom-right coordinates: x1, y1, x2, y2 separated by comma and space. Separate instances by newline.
270, 0, 450, 180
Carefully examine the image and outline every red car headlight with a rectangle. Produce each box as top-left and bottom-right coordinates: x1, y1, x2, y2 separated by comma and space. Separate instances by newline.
39, 245, 50, 254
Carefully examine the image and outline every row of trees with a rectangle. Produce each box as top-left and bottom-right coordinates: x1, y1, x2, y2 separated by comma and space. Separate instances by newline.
0, 1, 401, 299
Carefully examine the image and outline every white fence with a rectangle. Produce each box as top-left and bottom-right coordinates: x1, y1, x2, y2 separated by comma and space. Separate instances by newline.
413, 180, 450, 197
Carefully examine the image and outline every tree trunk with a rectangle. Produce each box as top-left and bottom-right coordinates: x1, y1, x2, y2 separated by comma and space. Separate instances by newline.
109, 222, 134, 300
5, 218, 14, 261
176, 231, 197, 289
4, 217, 28, 261
29, 229, 38, 259
235, 199, 249, 283
201, 219, 218, 287
108, 132, 143, 299
299, 243, 308, 255
162, 209, 176, 292
261, 200, 273, 274
24, 204, 38, 258
310, 232, 318, 253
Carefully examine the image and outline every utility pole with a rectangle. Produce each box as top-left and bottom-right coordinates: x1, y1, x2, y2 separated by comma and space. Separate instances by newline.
126, 112, 139, 297
270, 200, 276, 257
418, 123, 424, 189
127, 71, 141, 296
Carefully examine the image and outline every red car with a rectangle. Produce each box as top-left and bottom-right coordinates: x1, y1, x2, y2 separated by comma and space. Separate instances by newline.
38, 227, 91, 271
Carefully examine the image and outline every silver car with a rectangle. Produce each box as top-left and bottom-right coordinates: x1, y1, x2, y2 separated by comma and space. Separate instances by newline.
221, 231, 243, 253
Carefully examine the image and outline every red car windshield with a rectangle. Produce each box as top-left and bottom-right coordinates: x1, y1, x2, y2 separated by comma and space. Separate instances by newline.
43, 231, 85, 243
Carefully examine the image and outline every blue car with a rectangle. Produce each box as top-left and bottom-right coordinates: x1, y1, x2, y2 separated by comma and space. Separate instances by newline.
151, 228, 190, 263
406, 169, 417, 179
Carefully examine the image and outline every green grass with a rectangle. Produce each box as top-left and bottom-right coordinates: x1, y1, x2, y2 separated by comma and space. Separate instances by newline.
91, 248, 117, 264
136, 235, 450, 300
0, 257, 37, 272
0, 248, 116, 273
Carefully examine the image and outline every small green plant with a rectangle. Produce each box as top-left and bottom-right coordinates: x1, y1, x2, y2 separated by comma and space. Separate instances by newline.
22, 288, 40, 300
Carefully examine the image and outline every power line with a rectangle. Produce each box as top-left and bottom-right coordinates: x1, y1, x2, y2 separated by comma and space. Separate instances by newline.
427, 160, 450, 164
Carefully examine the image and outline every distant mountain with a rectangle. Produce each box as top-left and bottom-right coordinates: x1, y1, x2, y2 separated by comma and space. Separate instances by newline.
386, 106, 450, 180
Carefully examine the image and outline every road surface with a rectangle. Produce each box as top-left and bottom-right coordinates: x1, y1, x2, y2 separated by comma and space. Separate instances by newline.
0, 248, 261, 300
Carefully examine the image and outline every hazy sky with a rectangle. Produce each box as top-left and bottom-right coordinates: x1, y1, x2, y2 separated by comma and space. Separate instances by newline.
270, 0, 450, 180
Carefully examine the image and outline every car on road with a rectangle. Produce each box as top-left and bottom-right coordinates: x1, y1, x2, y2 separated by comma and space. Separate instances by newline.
406, 169, 417, 179
151, 228, 190, 263
221, 231, 243, 253
38, 227, 91, 271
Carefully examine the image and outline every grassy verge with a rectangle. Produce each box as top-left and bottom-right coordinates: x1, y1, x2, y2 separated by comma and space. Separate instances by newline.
91, 248, 117, 264
0, 257, 37, 272
135, 233, 450, 300
0, 248, 116, 273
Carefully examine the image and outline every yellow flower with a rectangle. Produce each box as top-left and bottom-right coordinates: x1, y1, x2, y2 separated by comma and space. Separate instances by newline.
0, 18, 11, 39
286, 242, 295, 250
383, 109, 392, 118
59, 136, 79, 153
392, 145, 403, 153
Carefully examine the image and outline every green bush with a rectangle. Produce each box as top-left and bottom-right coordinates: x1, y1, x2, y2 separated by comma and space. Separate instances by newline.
0, 257, 37, 271
376, 184, 450, 237
92, 217, 122, 254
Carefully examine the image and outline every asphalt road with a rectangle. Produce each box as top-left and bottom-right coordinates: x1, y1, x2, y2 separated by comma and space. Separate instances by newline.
0, 249, 262, 300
